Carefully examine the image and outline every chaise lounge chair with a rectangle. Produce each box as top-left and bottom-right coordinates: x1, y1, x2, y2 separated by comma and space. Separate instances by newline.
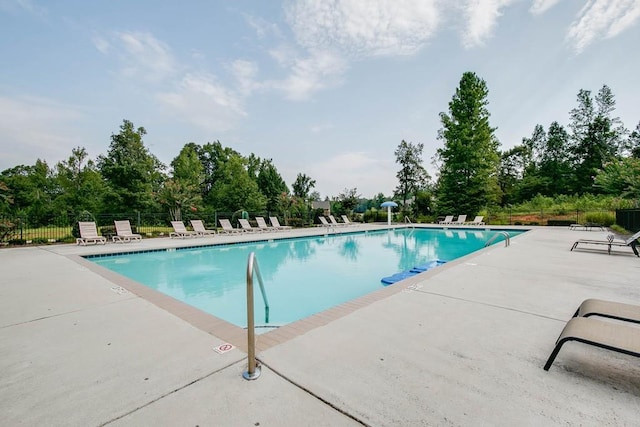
190, 219, 215, 236
238, 218, 259, 233
572, 298, 640, 324
269, 216, 291, 230
170, 221, 198, 238
451, 215, 467, 225
543, 316, 640, 371
329, 215, 347, 227
255, 216, 275, 232
570, 231, 640, 257
465, 216, 485, 226
113, 220, 142, 243
341, 215, 354, 226
219, 218, 243, 234
438, 215, 454, 225
318, 216, 333, 228
76, 221, 107, 245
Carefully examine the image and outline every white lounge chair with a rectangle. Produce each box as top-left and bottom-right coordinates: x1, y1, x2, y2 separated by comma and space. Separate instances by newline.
219, 218, 243, 234
170, 221, 197, 238
113, 220, 142, 243
341, 215, 354, 226
190, 219, 215, 236
318, 216, 332, 228
76, 221, 107, 245
269, 216, 291, 230
238, 218, 258, 233
329, 215, 347, 227
255, 217, 274, 232
465, 216, 485, 226
438, 215, 454, 225
451, 215, 467, 225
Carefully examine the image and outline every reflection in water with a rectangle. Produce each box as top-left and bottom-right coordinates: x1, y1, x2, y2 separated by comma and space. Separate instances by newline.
339, 236, 360, 262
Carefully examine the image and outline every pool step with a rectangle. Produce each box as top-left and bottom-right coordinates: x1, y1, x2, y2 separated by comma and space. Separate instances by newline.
381, 260, 447, 285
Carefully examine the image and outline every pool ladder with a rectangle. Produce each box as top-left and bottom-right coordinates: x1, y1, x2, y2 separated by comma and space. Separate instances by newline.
243, 252, 270, 380
485, 231, 510, 247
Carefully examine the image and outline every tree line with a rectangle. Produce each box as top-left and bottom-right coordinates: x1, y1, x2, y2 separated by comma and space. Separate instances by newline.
1, 71, 639, 228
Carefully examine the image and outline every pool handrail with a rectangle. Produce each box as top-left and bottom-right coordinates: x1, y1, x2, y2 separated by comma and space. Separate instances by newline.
485, 231, 510, 247
243, 252, 269, 380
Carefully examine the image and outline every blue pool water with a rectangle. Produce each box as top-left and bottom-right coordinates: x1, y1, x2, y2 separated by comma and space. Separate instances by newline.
89, 228, 522, 328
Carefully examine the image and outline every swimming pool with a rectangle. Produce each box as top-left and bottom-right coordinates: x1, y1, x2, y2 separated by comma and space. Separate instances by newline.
88, 228, 522, 329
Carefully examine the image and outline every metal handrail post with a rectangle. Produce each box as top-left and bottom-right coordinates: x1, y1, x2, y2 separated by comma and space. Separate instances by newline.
243, 252, 266, 380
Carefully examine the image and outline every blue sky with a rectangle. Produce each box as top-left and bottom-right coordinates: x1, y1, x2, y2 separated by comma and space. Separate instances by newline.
1, 0, 639, 198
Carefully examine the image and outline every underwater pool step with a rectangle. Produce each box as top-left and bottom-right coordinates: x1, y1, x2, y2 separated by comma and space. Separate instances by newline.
381, 260, 447, 285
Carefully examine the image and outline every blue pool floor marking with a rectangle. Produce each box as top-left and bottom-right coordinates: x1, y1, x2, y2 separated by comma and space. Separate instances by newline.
381, 259, 447, 285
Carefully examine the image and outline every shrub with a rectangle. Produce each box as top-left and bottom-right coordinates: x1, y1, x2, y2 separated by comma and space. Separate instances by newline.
8, 238, 26, 245
584, 212, 615, 226
31, 237, 49, 245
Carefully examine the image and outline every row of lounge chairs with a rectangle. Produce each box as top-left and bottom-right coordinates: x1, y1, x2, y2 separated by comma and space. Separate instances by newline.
171, 217, 293, 237
77, 220, 142, 245
318, 215, 354, 228
438, 215, 485, 226
76, 216, 295, 244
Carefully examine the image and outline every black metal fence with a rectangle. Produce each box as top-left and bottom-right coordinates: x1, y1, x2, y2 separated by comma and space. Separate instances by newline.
616, 209, 640, 233
0, 211, 296, 244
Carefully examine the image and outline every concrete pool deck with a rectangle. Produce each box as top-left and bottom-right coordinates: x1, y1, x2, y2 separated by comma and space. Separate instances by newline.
1, 225, 639, 426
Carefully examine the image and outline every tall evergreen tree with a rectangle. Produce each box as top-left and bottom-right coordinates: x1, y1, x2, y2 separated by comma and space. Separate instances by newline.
538, 121, 572, 195
435, 72, 500, 215
569, 85, 626, 194
394, 140, 429, 209
97, 120, 165, 212
256, 159, 288, 213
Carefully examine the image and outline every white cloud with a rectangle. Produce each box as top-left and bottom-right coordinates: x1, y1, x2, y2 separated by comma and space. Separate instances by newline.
156, 73, 246, 132
94, 31, 177, 82
269, 49, 348, 100
458, 0, 516, 48
1, 0, 47, 18
529, 0, 562, 15
285, 0, 440, 57
245, 14, 282, 39
567, 0, 640, 53
0, 95, 85, 169
230, 60, 261, 96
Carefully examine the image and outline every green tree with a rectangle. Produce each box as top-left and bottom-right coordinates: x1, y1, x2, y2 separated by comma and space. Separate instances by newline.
157, 179, 201, 221
256, 159, 289, 213
292, 173, 316, 199
162, 144, 205, 220
337, 187, 361, 213
54, 147, 106, 215
435, 72, 501, 215
1, 161, 56, 225
208, 154, 266, 212
595, 157, 640, 200
629, 121, 640, 158
97, 120, 165, 212
538, 121, 572, 195
394, 140, 430, 208
171, 144, 203, 188
199, 141, 240, 201
569, 85, 626, 194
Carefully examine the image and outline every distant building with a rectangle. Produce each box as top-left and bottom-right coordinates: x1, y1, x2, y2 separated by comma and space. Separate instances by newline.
311, 200, 331, 215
